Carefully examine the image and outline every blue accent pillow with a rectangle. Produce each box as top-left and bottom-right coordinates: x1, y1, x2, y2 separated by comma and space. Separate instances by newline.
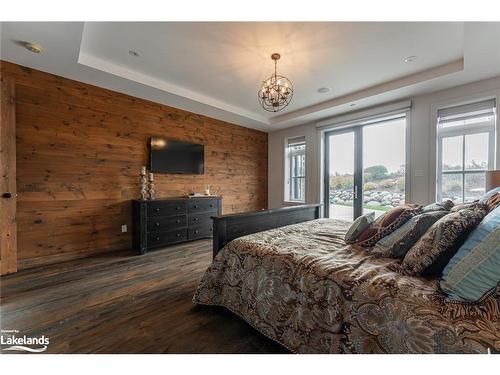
344, 212, 375, 243
440, 205, 500, 302
422, 200, 454, 213
371, 211, 447, 258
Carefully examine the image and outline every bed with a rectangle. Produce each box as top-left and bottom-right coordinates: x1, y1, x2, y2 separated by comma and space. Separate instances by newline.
193, 209, 500, 354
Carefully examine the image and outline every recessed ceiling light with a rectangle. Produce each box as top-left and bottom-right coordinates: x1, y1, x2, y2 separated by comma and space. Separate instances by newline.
24, 42, 43, 54
317, 87, 331, 94
128, 50, 140, 57
404, 55, 416, 63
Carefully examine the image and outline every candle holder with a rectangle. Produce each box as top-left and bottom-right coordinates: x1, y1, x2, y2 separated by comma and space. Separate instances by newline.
147, 172, 155, 200
139, 166, 148, 200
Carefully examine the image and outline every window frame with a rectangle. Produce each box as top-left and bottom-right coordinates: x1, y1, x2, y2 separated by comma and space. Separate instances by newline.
285, 137, 306, 203
436, 114, 495, 203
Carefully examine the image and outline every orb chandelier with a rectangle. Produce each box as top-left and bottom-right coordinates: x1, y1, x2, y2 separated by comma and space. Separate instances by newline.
258, 53, 293, 112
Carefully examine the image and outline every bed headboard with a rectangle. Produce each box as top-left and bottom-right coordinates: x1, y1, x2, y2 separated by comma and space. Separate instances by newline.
211, 204, 322, 258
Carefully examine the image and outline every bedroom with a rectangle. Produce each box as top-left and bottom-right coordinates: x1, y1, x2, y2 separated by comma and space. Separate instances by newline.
1, 1, 499, 373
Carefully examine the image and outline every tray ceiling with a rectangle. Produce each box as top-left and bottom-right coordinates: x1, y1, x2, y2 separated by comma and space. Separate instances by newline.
1, 22, 499, 131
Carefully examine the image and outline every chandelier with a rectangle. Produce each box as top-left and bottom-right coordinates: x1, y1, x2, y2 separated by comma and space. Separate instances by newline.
258, 53, 293, 112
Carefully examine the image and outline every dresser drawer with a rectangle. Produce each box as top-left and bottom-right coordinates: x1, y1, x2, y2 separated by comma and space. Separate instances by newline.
147, 229, 187, 247
147, 215, 186, 232
188, 225, 213, 240
188, 199, 218, 213
147, 201, 187, 217
187, 212, 215, 226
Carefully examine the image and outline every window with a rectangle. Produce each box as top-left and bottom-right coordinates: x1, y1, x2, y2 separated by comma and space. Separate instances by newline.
437, 99, 496, 203
285, 137, 306, 202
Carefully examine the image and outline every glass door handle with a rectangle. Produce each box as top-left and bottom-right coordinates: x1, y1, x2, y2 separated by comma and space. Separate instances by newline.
353, 185, 357, 199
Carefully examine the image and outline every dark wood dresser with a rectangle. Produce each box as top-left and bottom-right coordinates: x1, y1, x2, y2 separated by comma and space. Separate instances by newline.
132, 196, 222, 254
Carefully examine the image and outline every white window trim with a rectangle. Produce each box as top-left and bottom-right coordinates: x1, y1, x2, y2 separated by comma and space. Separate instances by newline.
289, 146, 306, 202
284, 136, 306, 204
429, 91, 500, 203
436, 103, 496, 202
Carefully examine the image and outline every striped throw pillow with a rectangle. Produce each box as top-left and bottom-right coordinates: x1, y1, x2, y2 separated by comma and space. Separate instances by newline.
440, 205, 500, 302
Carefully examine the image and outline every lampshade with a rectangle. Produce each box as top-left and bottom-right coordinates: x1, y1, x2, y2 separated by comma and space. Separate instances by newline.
485, 170, 500, 191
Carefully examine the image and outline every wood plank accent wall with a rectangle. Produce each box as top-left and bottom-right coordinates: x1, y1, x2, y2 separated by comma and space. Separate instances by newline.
0, 75, 18, 275
0, 61, 268, 270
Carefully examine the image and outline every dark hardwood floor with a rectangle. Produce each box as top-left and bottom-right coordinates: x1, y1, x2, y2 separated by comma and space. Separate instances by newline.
0, 240, 287, 354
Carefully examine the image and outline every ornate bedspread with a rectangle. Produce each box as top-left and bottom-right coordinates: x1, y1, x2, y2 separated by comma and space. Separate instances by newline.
193, 219, 500, 353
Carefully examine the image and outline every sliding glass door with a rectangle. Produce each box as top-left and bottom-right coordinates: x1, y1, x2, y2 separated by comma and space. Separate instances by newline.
324, 128, 362, 220
324, 115, 406, 221
362, 118, 406, 218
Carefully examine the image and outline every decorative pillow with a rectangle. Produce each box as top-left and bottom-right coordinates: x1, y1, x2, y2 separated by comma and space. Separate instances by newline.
401, 204, 488, 276
371, 211, 448, 258
484, 192, 500, 212
479, 186, 500, 203
422, 200, 454, 213
450, 201, 479, 212
344, 212, 375, 243
440, 205, 500, 302
355, 204, 422, 247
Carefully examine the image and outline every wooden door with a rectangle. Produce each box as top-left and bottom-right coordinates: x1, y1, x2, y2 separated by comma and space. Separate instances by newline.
0, 76, 17, 275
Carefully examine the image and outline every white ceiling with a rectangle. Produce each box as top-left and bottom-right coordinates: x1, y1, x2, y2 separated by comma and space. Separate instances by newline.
1, 22, 500, 131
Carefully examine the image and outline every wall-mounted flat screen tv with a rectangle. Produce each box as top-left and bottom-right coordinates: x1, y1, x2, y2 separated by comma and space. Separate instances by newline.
149, 137, 204, 174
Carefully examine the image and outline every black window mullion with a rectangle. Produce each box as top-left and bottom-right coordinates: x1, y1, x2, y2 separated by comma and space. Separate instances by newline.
353, 127, 363, 219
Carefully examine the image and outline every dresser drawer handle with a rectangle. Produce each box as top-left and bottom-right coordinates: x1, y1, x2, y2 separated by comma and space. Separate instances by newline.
176, 220, 180, 224
176, 206, 180, 210
176, 233, 181, 237
193, 217, 198, 222
210, 228, 213, 232
194, 204, 198, 208
155, 236, 160, 241
209, 203, 213, 207
155, 208, 160, 212
155, 222, 160, 227
195, 230, 199, 234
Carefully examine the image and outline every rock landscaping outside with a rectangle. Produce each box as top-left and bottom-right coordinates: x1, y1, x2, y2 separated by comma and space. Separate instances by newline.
329, 165, 405, 212
330, 189, 405, 211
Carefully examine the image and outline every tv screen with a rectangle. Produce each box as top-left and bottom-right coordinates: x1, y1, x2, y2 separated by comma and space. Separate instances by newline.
149, 137, 204, 174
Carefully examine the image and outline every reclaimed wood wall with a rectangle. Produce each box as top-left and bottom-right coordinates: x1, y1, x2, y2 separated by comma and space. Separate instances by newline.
0, 76, 18, 275
0, 61, 268, 270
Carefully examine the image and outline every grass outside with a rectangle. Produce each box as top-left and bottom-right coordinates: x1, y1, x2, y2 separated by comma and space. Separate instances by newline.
332, 202, 390, 212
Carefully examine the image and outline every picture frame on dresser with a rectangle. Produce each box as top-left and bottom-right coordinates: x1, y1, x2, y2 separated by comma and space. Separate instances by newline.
132, 196, 222, 254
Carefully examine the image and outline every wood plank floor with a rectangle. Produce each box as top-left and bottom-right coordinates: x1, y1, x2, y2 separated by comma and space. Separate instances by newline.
0, 240, 287, 354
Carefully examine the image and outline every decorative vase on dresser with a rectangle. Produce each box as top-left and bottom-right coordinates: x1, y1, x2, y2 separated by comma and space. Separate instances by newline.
132, 196, 222, 254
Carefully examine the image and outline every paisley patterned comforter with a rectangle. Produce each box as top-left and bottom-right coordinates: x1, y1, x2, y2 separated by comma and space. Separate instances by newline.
193, 219, 500, 353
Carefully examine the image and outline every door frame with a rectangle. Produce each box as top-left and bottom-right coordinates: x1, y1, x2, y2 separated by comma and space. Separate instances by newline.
0, 76, 17, 275
323, 114, 409, 221
323, 127, 363, 219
